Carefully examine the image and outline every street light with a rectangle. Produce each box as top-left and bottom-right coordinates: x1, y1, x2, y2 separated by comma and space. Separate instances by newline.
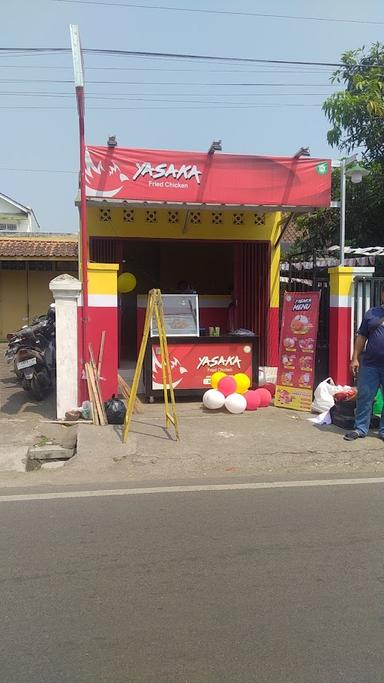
347, 161, 370, 185
339, 155, 369, 266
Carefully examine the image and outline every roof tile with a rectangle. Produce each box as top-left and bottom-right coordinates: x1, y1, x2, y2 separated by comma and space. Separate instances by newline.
0, 238, 78, 258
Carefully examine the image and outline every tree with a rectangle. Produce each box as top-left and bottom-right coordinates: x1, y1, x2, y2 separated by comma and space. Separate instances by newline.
292, 43, 384, 254
323, 43, 384, 161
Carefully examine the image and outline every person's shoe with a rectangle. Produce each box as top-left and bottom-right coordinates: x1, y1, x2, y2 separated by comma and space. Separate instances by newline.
379, 434, 384, 441
344, 430, 365, 441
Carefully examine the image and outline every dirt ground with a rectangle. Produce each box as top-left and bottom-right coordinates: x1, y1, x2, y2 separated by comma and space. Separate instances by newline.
0, 343, 56, 421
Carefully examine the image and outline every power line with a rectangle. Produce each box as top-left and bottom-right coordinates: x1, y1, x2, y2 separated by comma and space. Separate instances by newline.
0, 47, 345, 67
52, 0, 384, 26
0, 103, 322, 110
0, 92, 335, 99
0, 64, 337, 74
0, 78, 338, 86
0, 47, 379, 72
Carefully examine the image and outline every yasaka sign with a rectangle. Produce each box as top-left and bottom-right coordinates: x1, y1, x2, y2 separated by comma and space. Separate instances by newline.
197, 355, 242, 369
85, 145, 332, 207
133, 161, 202, 184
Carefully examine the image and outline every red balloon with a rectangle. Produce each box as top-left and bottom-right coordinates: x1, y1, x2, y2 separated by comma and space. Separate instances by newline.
217, 376, 237, 397
254, 387, 272, 407
244, 390, 261, 411
264, 382, 276, 397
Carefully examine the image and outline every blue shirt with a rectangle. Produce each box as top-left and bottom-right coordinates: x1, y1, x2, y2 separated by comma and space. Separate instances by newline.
358, 305, 384, 366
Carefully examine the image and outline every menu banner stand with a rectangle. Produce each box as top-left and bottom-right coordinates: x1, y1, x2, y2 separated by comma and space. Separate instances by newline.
275, 291, 320, 412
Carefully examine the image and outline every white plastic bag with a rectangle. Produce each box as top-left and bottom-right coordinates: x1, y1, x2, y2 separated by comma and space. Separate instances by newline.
312, 377, 341, 413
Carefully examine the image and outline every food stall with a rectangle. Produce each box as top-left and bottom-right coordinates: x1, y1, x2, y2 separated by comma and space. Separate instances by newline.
141, 293, 259, 400
83, 144, 332, 399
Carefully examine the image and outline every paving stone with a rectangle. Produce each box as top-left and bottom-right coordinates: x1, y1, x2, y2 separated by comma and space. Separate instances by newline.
27, 445, 75, 461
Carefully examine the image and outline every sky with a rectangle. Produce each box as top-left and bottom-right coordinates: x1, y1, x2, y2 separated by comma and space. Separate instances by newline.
1, 0, 383, 233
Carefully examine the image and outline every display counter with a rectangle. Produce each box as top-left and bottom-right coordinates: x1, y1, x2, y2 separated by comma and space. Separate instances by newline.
137, 294, 232, 349
143, 335, 259, 400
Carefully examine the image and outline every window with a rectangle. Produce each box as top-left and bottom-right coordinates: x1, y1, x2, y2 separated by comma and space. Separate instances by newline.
211, 212, 223, 225
168, 211, 179, 224
123, 208, 134, 222
145, 210, 157, 223
253, 213, 266, 225
0, 223, 17, 231
99, 209, 111, 222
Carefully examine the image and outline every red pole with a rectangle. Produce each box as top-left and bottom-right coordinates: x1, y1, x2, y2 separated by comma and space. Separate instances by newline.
77, 86, 89, 395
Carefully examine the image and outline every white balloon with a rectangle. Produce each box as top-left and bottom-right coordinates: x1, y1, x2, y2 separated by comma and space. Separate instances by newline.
203, 389, 225, 410
225, 393, 247, 414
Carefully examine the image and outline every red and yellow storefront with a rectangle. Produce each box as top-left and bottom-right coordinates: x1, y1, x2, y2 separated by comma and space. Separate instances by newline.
80, 146, 331, 399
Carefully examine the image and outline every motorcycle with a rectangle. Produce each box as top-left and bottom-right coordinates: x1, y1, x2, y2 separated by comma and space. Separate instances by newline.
5, 306, 56, 401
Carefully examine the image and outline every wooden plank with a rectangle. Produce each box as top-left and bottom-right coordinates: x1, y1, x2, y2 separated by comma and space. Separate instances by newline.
85, 363, 99, 425
88, 343, 107, 425
118, 374, 144, 414
88, 343, 97, 372
97, 331, 106, 377
88, 363, 105, 426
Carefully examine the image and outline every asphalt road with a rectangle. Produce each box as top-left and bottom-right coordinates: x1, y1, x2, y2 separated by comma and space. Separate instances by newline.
1, 479, 384, 682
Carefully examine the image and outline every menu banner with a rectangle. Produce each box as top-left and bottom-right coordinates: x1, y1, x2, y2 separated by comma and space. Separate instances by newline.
274, 291, 320, 411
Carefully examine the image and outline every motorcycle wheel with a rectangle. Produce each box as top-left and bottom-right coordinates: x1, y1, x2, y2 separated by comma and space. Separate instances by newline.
31, 369, 51, 401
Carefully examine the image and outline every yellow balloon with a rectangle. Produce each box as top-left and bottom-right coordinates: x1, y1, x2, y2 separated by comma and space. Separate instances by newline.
211, 371, 226, 389
118, 272, 137, 294
234, 372, 251, 394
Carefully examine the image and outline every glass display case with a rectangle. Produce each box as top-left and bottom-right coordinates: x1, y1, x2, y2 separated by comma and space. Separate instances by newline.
150, 294, 199, 337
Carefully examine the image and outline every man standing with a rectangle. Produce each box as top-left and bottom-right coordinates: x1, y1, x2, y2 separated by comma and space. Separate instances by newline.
344, 288, 384, 441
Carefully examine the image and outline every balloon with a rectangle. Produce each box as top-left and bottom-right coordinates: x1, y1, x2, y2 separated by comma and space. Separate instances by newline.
218, 376, 237, 397
203, 389, 225, 410
225, 393, 247, 414
244, 390, 261, 411
264, 382, 276, 397
254, 387, 272, 408
211, 371, 227, 390
118, 272, 137, 294
234, 372, 251, 394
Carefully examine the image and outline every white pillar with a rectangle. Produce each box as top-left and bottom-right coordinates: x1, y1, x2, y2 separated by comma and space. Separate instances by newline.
49, 274, 82, 420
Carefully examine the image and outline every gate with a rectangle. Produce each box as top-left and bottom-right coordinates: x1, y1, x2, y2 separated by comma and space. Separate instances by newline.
280, 269, 330, 387
354, 277, 384, 334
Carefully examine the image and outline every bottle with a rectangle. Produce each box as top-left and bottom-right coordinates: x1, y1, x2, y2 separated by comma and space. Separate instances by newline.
373, 390, 383, 416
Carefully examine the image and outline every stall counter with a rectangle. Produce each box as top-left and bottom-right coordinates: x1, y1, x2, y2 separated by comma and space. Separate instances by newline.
143, 335, 259, 400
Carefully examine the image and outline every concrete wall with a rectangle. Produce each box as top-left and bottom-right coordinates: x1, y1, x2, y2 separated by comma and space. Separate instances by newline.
0, 269, 69, 338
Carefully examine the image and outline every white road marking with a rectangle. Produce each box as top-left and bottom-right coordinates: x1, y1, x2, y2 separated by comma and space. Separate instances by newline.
0, 477, 384, 503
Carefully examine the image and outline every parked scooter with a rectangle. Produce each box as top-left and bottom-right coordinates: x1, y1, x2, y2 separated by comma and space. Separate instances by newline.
5, 305, 56, 401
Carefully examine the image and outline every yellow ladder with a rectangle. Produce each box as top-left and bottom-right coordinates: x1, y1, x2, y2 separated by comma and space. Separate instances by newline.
122, 289, 180, 443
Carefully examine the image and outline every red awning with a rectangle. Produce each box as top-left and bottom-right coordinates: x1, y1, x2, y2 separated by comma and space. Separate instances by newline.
84, 146, 331, 209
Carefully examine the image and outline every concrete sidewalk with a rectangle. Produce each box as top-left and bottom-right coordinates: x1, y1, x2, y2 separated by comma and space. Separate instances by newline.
0, 400, 384, 485
1, 342, 383, 484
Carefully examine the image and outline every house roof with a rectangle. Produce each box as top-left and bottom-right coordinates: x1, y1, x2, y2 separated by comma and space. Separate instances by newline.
0, 192, 41, 229
0, 235, 78, 259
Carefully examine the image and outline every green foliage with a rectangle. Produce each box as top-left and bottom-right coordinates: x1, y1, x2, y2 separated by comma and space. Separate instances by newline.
293, 163, 384, 253
322, 43, 384, 160
292, 44, 384, 254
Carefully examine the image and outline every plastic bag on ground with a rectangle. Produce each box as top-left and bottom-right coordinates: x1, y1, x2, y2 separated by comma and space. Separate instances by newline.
104, 394, 127, 425
312, 377, 343, 413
